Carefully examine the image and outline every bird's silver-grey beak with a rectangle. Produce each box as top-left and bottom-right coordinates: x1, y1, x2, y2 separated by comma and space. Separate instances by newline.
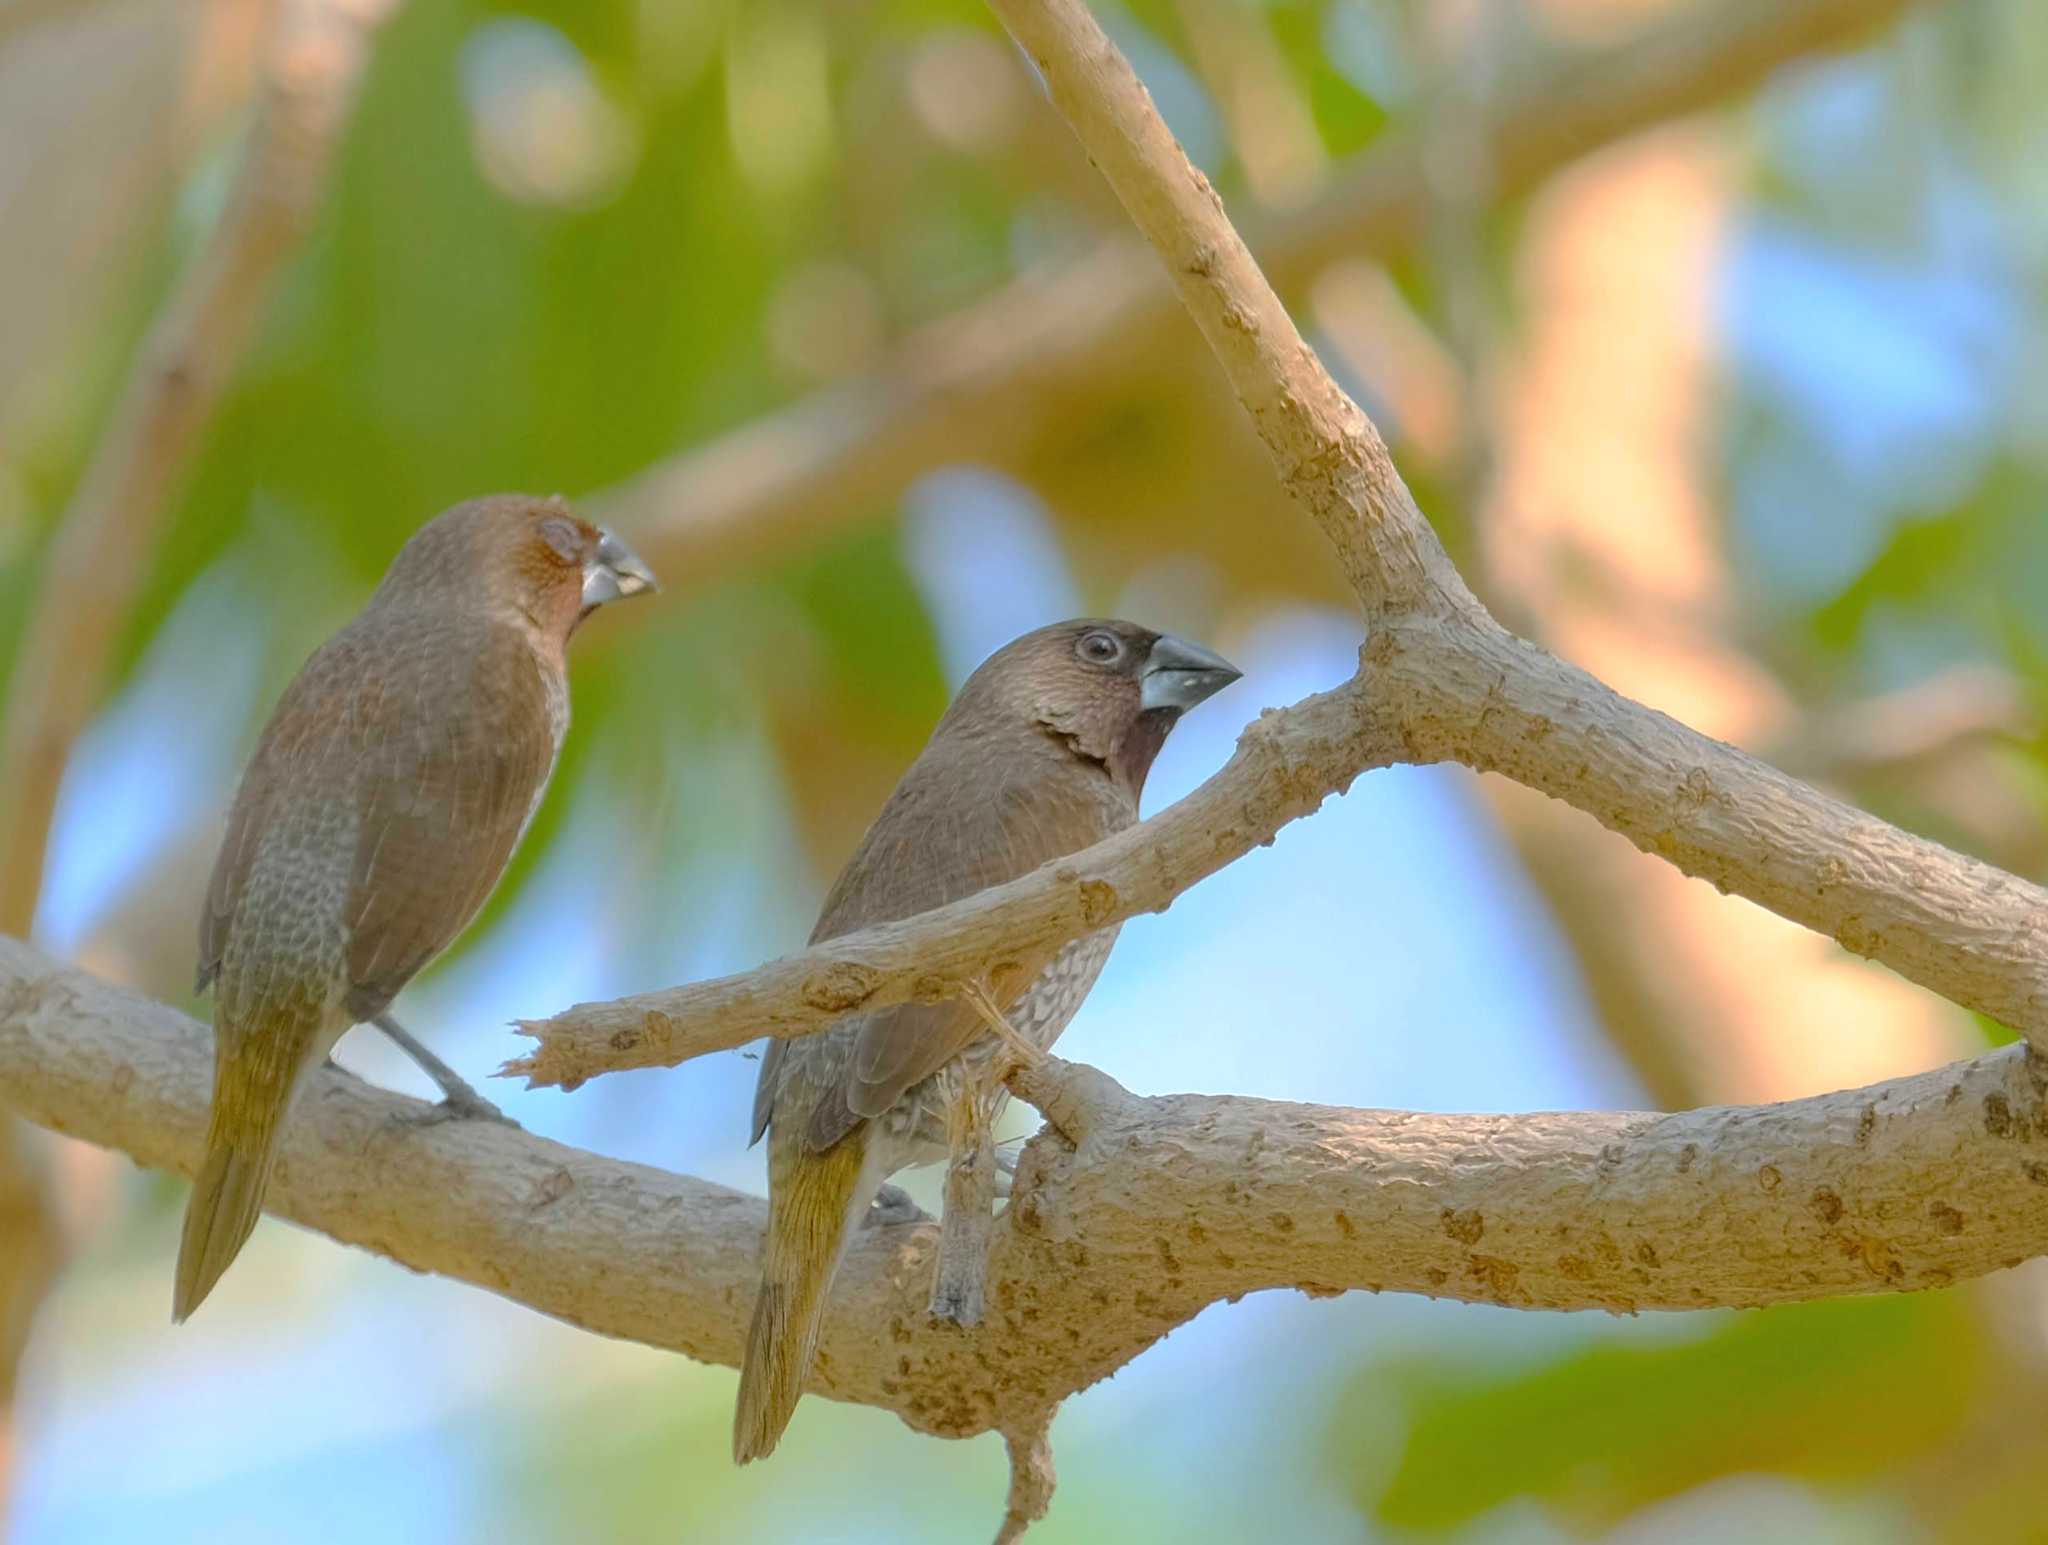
1140, 632, 1241, 711
582, 528, 658, 607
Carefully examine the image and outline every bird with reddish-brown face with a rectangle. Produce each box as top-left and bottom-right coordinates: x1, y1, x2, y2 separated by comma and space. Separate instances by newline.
175, 494, 655, 1323
735, 618, 1240, 1463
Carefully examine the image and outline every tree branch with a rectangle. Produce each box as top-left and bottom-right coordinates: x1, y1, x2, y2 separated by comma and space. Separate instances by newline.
0, 0, 401, 935
516, 0, 2042, 1097
979, 0, 2048, 1038
609, 0, 1925, 590
9, 939, 2048, 1448
0, 0, 1988, 1535
507, 681, 1392, 1088
516, 627, 2048, 1099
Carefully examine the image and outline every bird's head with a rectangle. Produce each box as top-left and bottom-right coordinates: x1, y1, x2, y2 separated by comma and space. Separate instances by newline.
954, 618, 1242, 796
374, 494, 658, 644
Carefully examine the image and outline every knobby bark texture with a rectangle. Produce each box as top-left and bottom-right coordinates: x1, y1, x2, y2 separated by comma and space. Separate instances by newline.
606, 0, 1926, 591
10, 938, 2048, 1444
0, 0, 401, 936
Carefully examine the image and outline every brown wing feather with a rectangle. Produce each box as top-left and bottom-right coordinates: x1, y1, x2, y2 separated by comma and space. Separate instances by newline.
199, 611, 561, 1027
197, 637, 369, 999
197, 765, 277, 996
342, 624, 560, 1019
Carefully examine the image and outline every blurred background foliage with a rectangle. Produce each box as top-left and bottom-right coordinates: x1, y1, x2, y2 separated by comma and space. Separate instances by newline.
4, 0, 2048, 1539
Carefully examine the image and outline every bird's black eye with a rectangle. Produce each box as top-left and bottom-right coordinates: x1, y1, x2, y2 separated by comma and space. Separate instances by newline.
1076, 630, 1123, 666
538, 516, 584, 564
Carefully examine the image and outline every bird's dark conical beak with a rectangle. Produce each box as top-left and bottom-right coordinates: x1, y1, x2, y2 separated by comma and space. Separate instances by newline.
1140, 632, 1241, 711
582, 528, 658, 607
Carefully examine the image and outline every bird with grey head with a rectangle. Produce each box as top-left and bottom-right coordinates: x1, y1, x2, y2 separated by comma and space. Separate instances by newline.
176, 494, 655, 1323
736, 618, 1241, 1462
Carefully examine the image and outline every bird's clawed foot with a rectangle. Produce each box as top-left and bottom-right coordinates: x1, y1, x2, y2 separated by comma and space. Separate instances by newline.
399, 1089, 522, 1129
372, 1013, 520, 1128
865, 1183, 931, 1228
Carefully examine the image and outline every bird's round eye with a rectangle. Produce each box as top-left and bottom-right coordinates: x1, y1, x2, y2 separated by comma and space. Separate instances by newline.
538, 516, 584, 564
1076, 630, 1122, 665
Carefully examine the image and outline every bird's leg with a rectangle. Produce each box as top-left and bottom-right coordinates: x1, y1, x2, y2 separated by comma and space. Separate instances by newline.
962, 981, 1045, 1071
961, 984, 1038, 1206
930, 1070, 997, 1327
866, 1182, 930, 1228
371, 1014, 520, 1128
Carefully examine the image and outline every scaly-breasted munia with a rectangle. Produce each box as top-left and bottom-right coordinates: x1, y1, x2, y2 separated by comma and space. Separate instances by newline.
176, 494, 654, 1322
736, 618, 1240, 1461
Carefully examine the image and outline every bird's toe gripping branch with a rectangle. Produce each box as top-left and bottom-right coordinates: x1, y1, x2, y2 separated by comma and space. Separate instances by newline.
397, 1092, 522, 1130
866, 1182, 931, 1228
373, 1014, 522, 1128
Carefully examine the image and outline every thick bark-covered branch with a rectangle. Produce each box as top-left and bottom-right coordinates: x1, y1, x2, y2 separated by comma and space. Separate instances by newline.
9, 941, 2048, 1449
1386, 624, 2048, 1032
609, 0, 1922, 589
519, 0, 2048, 1102
0, 0, 400, 935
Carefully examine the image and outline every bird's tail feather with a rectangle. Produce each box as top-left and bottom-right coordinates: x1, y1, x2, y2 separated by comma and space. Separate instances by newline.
733, 1125, 873, 1464
173, 1035, 296, 1323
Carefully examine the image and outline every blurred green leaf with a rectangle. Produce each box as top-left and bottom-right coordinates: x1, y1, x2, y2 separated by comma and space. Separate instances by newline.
1334, 1293, 1988, 1536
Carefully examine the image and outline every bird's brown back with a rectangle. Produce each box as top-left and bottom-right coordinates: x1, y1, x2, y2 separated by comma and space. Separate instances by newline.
199, 603, 565, 1041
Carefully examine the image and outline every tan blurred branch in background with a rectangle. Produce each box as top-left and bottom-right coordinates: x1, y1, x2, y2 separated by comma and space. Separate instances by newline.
9, 941, 2048, 1454
1172, 0, 1327, 211
1473, 121, 1964, 1112
0, 0, 100, 49
609, 0, 1924, 590
0, 2, 395, 1526
0, 0, 401, 937
1780, 664, 2035, 781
